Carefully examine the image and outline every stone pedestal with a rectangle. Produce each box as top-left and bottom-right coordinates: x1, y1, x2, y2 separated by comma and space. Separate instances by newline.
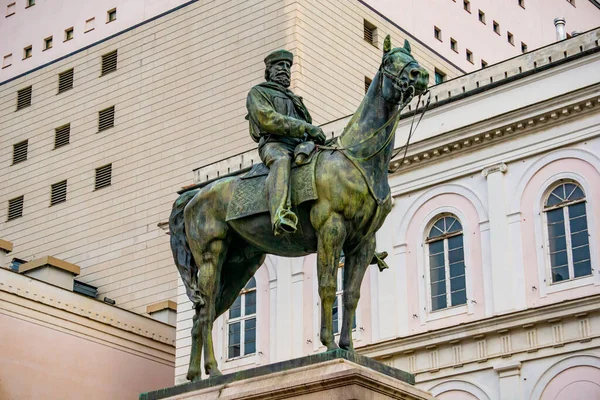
140, 350, 435, 400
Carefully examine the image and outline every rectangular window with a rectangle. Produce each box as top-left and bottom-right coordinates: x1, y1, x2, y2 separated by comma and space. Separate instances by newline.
466, 49, 473, 63
478, 10, 485, 24
95, 164, 112, 190
54, 124, 71, 148
16, 86, 32, 110
364, 76, 372, 94
107, 8, 116, 23
44, 36, 53, 50
434, 68, 446, 85
333, 266, 356, 334
481, 59, 488, 68
23, 45, 32, 59
26, 0, 35, 7
518, 0, 525, 8
521, 42, 528, 53
12, 140, 28, 164
50, 180, 67, 206
463, 0, 471, 12
363, 19, 377, 46
507, 32, 514, 45
6, 2, 15, 16
65, 27, 74, 41
101, 50, 118, 75
58, 68, 74, 93
227, 279, 257, 358
434, 26, 442, 41
7, 196, 24, 221
3, 54, 12, 68
450, 38, 458, 52
493, 21, 500, 35
98, 106, 115, 132
85, 17, 95, 32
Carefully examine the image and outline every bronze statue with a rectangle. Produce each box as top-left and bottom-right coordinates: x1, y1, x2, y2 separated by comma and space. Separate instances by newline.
170, 36, 429, 381
246, 50, 326, 236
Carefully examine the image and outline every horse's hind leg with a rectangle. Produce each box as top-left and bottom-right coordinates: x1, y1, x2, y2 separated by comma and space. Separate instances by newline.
339, 236, 375, 351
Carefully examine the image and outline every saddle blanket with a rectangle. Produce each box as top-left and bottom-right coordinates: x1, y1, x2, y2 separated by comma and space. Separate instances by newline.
226, 157, 318, 221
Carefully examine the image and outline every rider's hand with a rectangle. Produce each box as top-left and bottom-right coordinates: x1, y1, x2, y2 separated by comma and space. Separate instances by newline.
306, 125, 326, 144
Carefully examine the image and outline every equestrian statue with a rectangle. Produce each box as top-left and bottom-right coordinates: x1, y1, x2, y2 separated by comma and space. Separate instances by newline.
169, 35, 429, 381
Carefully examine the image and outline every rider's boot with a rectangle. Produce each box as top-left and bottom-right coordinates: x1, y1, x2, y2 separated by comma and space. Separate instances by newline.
266, 156, 298, 236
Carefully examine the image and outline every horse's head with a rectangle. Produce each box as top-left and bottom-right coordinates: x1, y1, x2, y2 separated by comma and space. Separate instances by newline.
379, 35, 429, 105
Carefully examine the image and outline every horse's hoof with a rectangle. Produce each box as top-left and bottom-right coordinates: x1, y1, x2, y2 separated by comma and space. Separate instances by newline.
339, 342, 354, 352
187, 368, 201, 382
206, 366, 223, 377
325, 342, 339, 351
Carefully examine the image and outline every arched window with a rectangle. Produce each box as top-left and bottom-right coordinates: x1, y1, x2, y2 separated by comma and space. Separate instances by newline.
227, 277, 256, 359
544, 182, 591, 283
426, 215, 467, 311
333, 255, 356, 334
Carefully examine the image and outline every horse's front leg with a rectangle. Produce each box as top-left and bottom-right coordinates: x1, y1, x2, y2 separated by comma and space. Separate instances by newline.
313, 211, 346, 351
339, 235, 376, 351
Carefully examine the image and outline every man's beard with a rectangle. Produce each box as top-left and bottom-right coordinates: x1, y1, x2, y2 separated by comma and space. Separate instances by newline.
271, 73, 290, 88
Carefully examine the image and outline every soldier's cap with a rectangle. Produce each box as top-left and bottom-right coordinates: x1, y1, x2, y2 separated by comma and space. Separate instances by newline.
264, 50, 293, 67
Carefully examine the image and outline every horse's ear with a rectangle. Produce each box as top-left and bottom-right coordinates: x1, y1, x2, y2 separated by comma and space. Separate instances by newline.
383, 35, 392, 55
403, 39, 412, 54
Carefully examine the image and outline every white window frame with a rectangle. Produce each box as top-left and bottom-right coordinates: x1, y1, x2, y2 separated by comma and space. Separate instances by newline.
225, 280, 257, 361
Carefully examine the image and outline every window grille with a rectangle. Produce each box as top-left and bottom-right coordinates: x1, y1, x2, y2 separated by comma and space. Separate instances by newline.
363, 20, 377, 46
95, 164, 112, 190
101, 50, 117, 76
544, 182, 591, 283
98, 106, 115, 132
17, 86, 32, 110
364, 77, 372, 94
54, 124, 70, 148
13, 140, 28, 164
50, 180, 67, 206
58, 69, 74, 93
227, 278, 257, 358
333, 264, 357, 334
8, 196, 24, 221
427, 215, 467, 311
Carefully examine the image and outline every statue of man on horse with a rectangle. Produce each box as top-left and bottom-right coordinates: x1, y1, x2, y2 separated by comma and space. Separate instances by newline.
170, 35, 429, 381
246, 49, 327, 236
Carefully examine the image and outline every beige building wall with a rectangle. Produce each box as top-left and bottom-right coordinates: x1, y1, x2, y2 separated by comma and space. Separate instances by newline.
0, 0, 462, 318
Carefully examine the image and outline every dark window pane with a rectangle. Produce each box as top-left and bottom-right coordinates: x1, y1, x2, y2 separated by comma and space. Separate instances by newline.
431, 218, 445, 237
450, 275, 466, 291
564, 183, 576, 199
245, 277, 256, 289
448, 246, 465, 264
431, 280, 447, 296
546, 209, 564, 224
571, 231, 589, 248
429, 252, 445, 268
449, 261, 465, 278
568, 202, 586, 218
572, 245, 590, 264
245, 340, 256, 355
432, 294, 447, 311
549, 251, 568, 268
228, 344, 240, 358
574, 260, 592, 278
446, 217, 462, 233
569, 215, 588, 233
245, 291, 256, 315
569, 186, 585, 201
228, 322, 240, 358
448, 235, 463, 250
451, 289, 467, 306
244, 318, 256, 355
332, 296, 339, 333
229, 296, 241, 319
552, 266, 569, 282
547, 222, 565, 239
429, 240, 444, 255
548, 235, 567, 253
352, 314, 356, 329
546, 192, 562, 207
430, 266, 446, 282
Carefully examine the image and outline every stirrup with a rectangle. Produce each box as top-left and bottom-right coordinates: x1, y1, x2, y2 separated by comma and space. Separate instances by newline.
274, 209, 298, 236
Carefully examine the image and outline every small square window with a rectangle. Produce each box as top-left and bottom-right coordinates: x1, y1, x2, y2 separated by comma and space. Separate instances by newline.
463, 0, 471, 12
7, 195, 24, 221
434, 26, 442, 41
466, 49, 473, 63
521, 42, 528, 53
478, 10, 485, 24
363, 19, 377, 47
23, 45, 32, 59
518, 0, 525, 8
434, 68, 446, 85
493, 21, 500, 35
107, 8, 116, 23
450, 38, 458, 53
26, 0, 35, 7
481, 60, 488, 68
65, 27, 74, 41
85, 17, 95, 33
44, 36, 53, 50
6, 2, 16, 16
507, 32, 514, 45
2, 54, 12, 68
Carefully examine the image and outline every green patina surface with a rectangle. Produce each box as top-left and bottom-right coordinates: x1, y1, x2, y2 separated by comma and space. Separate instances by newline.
139, 349, 414, 400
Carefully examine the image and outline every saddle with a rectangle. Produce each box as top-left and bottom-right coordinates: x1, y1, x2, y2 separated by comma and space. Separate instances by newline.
225, 142, 319, 221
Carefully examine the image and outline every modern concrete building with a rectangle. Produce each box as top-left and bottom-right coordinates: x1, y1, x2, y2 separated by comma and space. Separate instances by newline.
1, 0, 599, 399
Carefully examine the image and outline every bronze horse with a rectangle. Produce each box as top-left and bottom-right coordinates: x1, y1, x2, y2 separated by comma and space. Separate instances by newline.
169, 36, 429, 380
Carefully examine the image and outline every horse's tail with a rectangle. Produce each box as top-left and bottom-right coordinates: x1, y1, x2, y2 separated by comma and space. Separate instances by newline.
169, 189, 204, 307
